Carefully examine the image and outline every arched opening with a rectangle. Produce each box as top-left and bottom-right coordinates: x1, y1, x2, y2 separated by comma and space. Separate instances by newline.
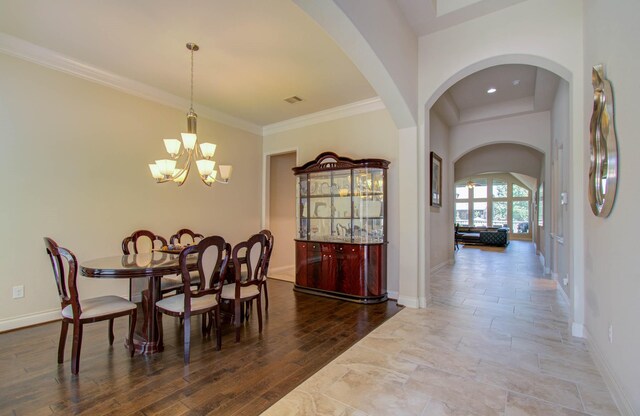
426, 57, 575, 321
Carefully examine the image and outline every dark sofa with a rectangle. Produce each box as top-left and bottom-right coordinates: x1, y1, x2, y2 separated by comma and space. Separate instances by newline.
456, 225, 509, 246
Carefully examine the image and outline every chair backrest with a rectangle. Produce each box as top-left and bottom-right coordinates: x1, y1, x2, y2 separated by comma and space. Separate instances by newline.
44, 237, 80, 318
258, 229, 274, 277
170, 229, 204, 246
232, 233, 268, 286
178, 236, 230, 297
122, 230, 167, 255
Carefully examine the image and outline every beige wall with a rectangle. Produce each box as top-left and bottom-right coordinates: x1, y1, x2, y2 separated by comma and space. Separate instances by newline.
0, 54, 262, 328
549, 79, 571, 295
584, 0, 640, 412
268, 152, 296, 275
263, 109, 400, 295
429, 111, 452, 270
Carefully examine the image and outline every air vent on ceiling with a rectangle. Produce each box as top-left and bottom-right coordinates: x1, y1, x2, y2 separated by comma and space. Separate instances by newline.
284, 96, 303, 104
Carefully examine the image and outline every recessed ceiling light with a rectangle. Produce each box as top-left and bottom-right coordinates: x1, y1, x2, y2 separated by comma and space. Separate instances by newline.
512, 79, 520, 86
487, 87, 497, 94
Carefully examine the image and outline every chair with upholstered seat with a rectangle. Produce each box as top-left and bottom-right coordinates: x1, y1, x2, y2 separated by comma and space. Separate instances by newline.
258, 229, 274, 312
44, 237, 137, 374
221, 233, 267, 342
170, 228, 205, 287
156, 236, 230, 363
122, 230, 182, 332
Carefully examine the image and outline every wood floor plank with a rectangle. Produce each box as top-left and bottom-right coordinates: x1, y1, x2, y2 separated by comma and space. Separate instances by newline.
0, 280, 401, 415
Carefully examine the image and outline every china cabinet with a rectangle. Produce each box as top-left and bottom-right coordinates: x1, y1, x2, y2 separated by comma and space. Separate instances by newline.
293, 152, 389, 303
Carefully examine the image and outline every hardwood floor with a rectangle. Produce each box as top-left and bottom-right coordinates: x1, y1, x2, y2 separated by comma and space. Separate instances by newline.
0, 280, 402, 415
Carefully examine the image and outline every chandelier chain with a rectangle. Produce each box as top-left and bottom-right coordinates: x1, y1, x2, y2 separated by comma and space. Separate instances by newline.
190, 47, 194, 110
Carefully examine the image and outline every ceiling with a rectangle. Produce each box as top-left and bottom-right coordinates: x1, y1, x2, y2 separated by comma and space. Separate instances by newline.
394, 0, 527, 36
0, 0, 377, 127
432, 64, 561, 126
0, 0, 552, 131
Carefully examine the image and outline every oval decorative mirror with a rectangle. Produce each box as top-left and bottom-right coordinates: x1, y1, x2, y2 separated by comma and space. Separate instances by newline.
588, 64, 618, 217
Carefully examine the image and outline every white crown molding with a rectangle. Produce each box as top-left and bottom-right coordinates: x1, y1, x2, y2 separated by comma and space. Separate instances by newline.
0, 32, 262, 135
262, 97, 386, 136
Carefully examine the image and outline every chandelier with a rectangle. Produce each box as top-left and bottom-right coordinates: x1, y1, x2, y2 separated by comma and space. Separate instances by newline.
148, 43, 232, 186
466, 180, 475, 189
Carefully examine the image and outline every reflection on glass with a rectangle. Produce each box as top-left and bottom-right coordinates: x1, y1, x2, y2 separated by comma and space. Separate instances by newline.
474, 179, 488, 199
456, 202, 469, 225
513, 184, 529, 197
512, 201, 530, 233
473, 202, 487, 226
492, 201, 507, 228
493, 180, 507, 198
456, 185, 469, 200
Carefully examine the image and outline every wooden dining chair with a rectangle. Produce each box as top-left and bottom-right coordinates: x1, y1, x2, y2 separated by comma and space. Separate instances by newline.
221, 233, 268, 342
170, 229, 204, 246
156, 236, 230, 364
258, 229, 274, 312
44, 237, 137, 374
121, 230, 183, 333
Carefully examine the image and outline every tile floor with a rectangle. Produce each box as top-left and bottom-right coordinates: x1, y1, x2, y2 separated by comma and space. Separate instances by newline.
262, 241, 620, 416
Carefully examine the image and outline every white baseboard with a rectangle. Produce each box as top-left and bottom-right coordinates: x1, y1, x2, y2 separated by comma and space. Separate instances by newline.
419, 295, 432, 308
430, 260, 451, 274
585, 327, 637, 416
269, 265, 294, 274
387, 290, 398, 300
572, 322, 585, 338
397, 295, 419, 308
0, 309, 60, 333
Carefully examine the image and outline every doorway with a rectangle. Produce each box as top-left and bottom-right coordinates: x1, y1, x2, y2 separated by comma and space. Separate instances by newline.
266, 151, 297, 282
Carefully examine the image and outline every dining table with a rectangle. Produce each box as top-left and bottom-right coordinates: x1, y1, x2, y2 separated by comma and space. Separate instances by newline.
80, 251, 197, 354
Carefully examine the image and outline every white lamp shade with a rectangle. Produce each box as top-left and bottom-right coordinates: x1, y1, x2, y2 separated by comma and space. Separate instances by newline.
181, 133, 197, 150
219, 165, 233, 181
200, 142, 217, 158
163, 139, 181, 155
196, 159, 215, 177
156, 159, 177, 176
148, 163, 163, 179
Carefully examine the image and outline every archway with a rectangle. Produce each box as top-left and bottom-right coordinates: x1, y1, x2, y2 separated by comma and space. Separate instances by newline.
424, 55, 581, 336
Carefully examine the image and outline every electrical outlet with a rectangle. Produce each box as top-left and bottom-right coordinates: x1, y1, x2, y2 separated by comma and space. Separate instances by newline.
12, 285, 24, 299
562, 274, 569, 286
608, 324, 613, 343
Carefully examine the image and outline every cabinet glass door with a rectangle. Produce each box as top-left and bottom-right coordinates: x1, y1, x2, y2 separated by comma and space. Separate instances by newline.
296, 175, 308, 239
353, 168, 384, 243
332, 171, 352, 242
308, 172, 332, 241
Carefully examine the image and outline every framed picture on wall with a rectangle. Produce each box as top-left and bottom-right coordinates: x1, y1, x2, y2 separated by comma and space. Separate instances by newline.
430, 152, 442, 207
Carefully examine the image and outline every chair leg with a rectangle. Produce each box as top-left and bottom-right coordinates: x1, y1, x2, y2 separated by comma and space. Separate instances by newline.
108, 318, 115, 345
234, 300, 242, 343
184, 313, 191, 364
71, 323, 83, 375
263, 280, 269, 312
201, 313, 208, 337
58, 321, 68, 364
214, 308, 221, 351
257, 296, 263, 334
156, 310, 164, 351
129, 308, 137, 357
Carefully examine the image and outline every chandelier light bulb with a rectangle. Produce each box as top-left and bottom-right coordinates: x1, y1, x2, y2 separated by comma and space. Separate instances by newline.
196, 159, 215, 177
